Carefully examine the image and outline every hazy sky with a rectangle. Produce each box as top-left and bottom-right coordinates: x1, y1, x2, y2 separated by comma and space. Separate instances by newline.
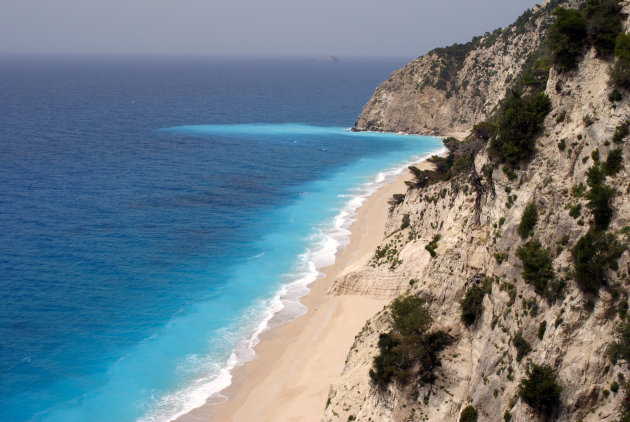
1, 0, 540, 58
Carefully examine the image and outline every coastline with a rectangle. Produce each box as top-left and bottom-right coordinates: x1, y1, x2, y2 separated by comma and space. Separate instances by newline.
176, 156, 436, 422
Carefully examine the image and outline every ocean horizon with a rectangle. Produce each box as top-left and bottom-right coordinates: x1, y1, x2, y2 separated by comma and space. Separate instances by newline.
0, 56, 442, 421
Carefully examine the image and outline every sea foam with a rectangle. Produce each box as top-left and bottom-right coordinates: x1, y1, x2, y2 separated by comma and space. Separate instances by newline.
137, 142, 446, 422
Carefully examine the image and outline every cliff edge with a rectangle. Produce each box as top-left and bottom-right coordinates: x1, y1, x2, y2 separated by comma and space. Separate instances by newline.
326, 0, 630, 421
354, 1, 575, 137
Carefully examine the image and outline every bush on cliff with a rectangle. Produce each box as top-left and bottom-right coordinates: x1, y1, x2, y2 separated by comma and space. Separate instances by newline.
586, 164, 614, 230
516, 240, 555, 297
519, 364, 562, 416
585, 0, 623, 56
608, 319, 630, 363
459, 405, 478, 422
406, 137, 484, 189
612, 33, 630, 90
518, 201, 538, 239
370, 296, 452, 388
613, 120, 630, 142
603, 148, 624, 176
572, 229, 625, 294
471, 121, 498, 141
489, 91, 551, 165
513, 330, 532, 361
460, 284, 486, 326
548, 7, 587, 71
619, 383, 630, 422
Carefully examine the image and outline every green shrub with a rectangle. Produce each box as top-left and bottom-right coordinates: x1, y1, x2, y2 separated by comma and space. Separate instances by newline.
603, 148, 624, 176
538, 320, 547, 339
406, 137, 484, 189
459, 405, 478, 422
558, 138, 566, 151
471, 121, 498, 141
494, 252, 508, 264
608, 320, 630, 363
520, 57, 552, 91
504, 410, 512, 422
519, 364, 562, 416
388, 193, 405, 211
407, 165, 437, 189
572, 183, 587, 197
592, 149, 600, 162
609, 88, 623, 102
501, 282, 517, 306
613, 120, 629, 142
548, 7, 587, 71
572, 230, 626, 294
513, 330, 532, 361
586, 165, 614, 230
612, 381, 620, 393
516, 240, 555, 297
518, 201, 538, 239
490, 92, 551, 165
400, 214, 410, 230
612, 33, 630, 89
370, 296, 452, 388
569, 203, 582, 218
503, 166, 518, 181
425, 234, 441, 258
585, 0, 623, 56
461, 284, 486, 326
620, 300, 629, 319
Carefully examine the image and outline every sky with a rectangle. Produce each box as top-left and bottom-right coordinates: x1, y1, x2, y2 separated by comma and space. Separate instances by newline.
0, 0, 541, 58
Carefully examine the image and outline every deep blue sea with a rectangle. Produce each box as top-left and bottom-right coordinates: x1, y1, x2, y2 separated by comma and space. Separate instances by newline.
0, 56, 442, 421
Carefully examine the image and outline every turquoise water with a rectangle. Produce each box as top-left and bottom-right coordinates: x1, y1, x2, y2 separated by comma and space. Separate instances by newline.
0, 57, 442, 421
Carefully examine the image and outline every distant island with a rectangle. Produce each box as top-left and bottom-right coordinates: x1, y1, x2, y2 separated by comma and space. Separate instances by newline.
316, 56, 339, 62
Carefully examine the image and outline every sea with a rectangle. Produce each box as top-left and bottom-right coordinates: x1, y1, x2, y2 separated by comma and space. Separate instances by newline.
0, 55, 443, 422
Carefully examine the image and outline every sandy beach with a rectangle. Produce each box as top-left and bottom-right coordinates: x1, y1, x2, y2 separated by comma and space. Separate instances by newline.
177, 157, 434, 422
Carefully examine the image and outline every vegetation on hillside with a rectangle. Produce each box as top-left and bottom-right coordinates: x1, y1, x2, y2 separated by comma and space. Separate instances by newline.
460, 284, 486, 326
513, 330, 532, 362
363, 1, 630, 420
489, 92, 551, 165
585, 164, 615, 229
459, 405, 478, 422
603, 148, 624, 175
613, 120, 629, 142
518, 364, 562, 416
406, 137, 484, 189
370, 296, 452, 389
585, 0, 623, 56
612, 33, 630, 90
517, 201, 538, 239
572, 230, 625, 293
549, 1, 623, 70
516, 240, 555, 297
608, 319, 630, 363
548, 7, 588, 71
421, 0, 568, 98
570, 142, 626, 293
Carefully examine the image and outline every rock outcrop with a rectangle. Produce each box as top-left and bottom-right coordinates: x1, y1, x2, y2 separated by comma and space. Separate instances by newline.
354, 0, 579, 137
325, 1, 630, 421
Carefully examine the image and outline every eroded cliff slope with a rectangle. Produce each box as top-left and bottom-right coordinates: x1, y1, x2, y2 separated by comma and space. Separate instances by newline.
354, 0, 579, 136
325, 1, 630, 421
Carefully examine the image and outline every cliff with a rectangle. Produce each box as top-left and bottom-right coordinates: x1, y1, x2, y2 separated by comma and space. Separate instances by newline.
354, 1, 577, 137
325, 1, 630, 421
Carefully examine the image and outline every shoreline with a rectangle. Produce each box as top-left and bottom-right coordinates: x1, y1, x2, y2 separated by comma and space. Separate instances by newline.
176, 155, 436, 422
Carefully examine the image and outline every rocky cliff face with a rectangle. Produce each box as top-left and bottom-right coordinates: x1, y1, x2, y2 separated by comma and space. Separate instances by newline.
354, 0, 579, 137
325, 1, 630, 421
